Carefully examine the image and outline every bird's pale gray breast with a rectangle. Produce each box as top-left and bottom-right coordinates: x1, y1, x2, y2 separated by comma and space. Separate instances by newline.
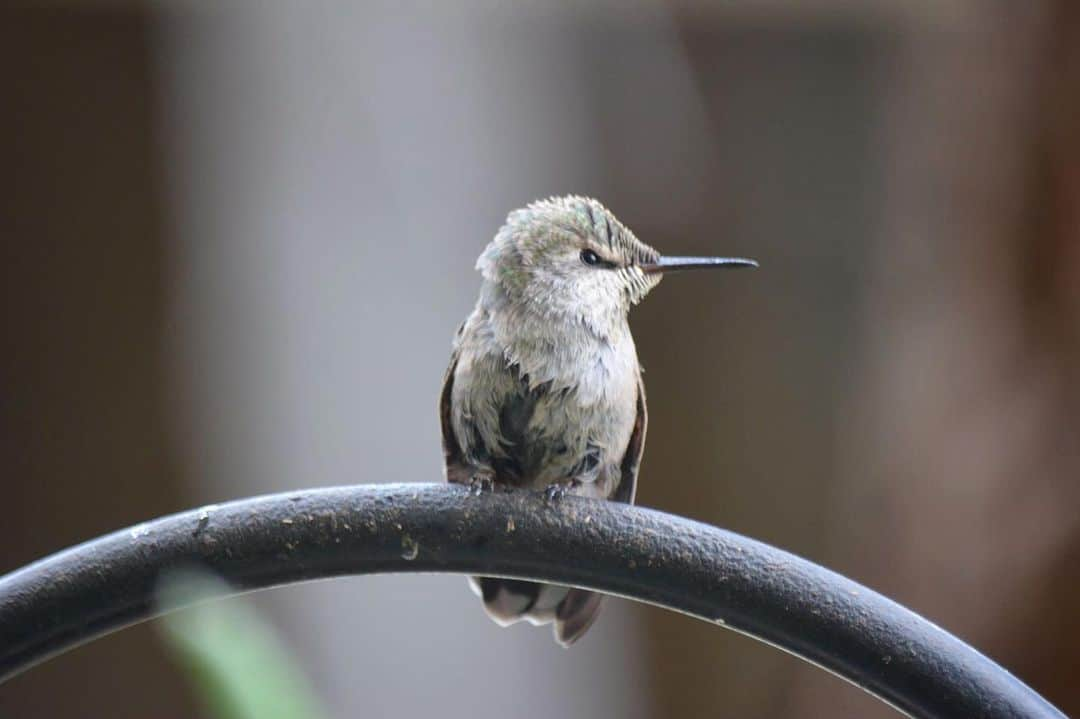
448, 310, 640, 499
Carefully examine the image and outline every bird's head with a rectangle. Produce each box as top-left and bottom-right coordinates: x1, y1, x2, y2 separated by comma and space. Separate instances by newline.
477, 196, 755, 335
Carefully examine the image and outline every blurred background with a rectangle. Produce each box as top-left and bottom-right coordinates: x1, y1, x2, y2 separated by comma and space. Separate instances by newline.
2, 1, 1078, 717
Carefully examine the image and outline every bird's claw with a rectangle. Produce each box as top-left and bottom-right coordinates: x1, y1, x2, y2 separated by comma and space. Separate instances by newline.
544, 483, 568, 504
468, 475, 495, 496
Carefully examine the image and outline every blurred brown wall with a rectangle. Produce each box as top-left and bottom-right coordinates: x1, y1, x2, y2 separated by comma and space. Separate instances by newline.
624, 20, 879, 718
0, 8, 197, 717
785, 3, 1080, 716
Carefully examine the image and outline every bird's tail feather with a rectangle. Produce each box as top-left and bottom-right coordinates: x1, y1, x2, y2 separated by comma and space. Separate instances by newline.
554, 588, 605, 646
470, 577, 604, 646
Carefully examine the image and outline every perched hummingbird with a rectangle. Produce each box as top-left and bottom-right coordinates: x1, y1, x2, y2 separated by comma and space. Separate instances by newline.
439, 196, 756, 646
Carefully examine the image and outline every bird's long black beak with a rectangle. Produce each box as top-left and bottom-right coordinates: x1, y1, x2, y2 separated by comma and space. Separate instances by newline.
639, 256, 758, 274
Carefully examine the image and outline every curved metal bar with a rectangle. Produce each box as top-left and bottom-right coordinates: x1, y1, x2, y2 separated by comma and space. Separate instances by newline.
0, 483, 1063, 718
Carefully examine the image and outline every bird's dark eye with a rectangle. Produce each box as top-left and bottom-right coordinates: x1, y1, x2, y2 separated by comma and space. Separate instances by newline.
580, 249, 602, 266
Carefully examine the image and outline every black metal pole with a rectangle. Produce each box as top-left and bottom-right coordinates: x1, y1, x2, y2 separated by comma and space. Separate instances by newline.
0, 483, 1064, 718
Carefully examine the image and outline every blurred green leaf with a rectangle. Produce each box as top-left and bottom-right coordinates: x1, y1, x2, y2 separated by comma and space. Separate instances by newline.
157, 571, 329, 719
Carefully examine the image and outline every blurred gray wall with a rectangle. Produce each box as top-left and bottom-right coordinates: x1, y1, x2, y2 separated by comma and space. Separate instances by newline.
158, 4, 667, 719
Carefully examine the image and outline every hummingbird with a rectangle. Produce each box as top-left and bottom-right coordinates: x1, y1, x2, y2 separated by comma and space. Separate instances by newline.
439, 195, 756, 646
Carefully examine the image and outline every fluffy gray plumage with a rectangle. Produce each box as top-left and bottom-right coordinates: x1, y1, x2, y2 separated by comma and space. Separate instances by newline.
440, 195, 659, 646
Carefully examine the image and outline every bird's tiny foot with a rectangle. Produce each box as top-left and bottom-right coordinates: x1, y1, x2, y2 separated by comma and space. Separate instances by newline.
468, 475, 495, 497
544, 483, 568, 504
